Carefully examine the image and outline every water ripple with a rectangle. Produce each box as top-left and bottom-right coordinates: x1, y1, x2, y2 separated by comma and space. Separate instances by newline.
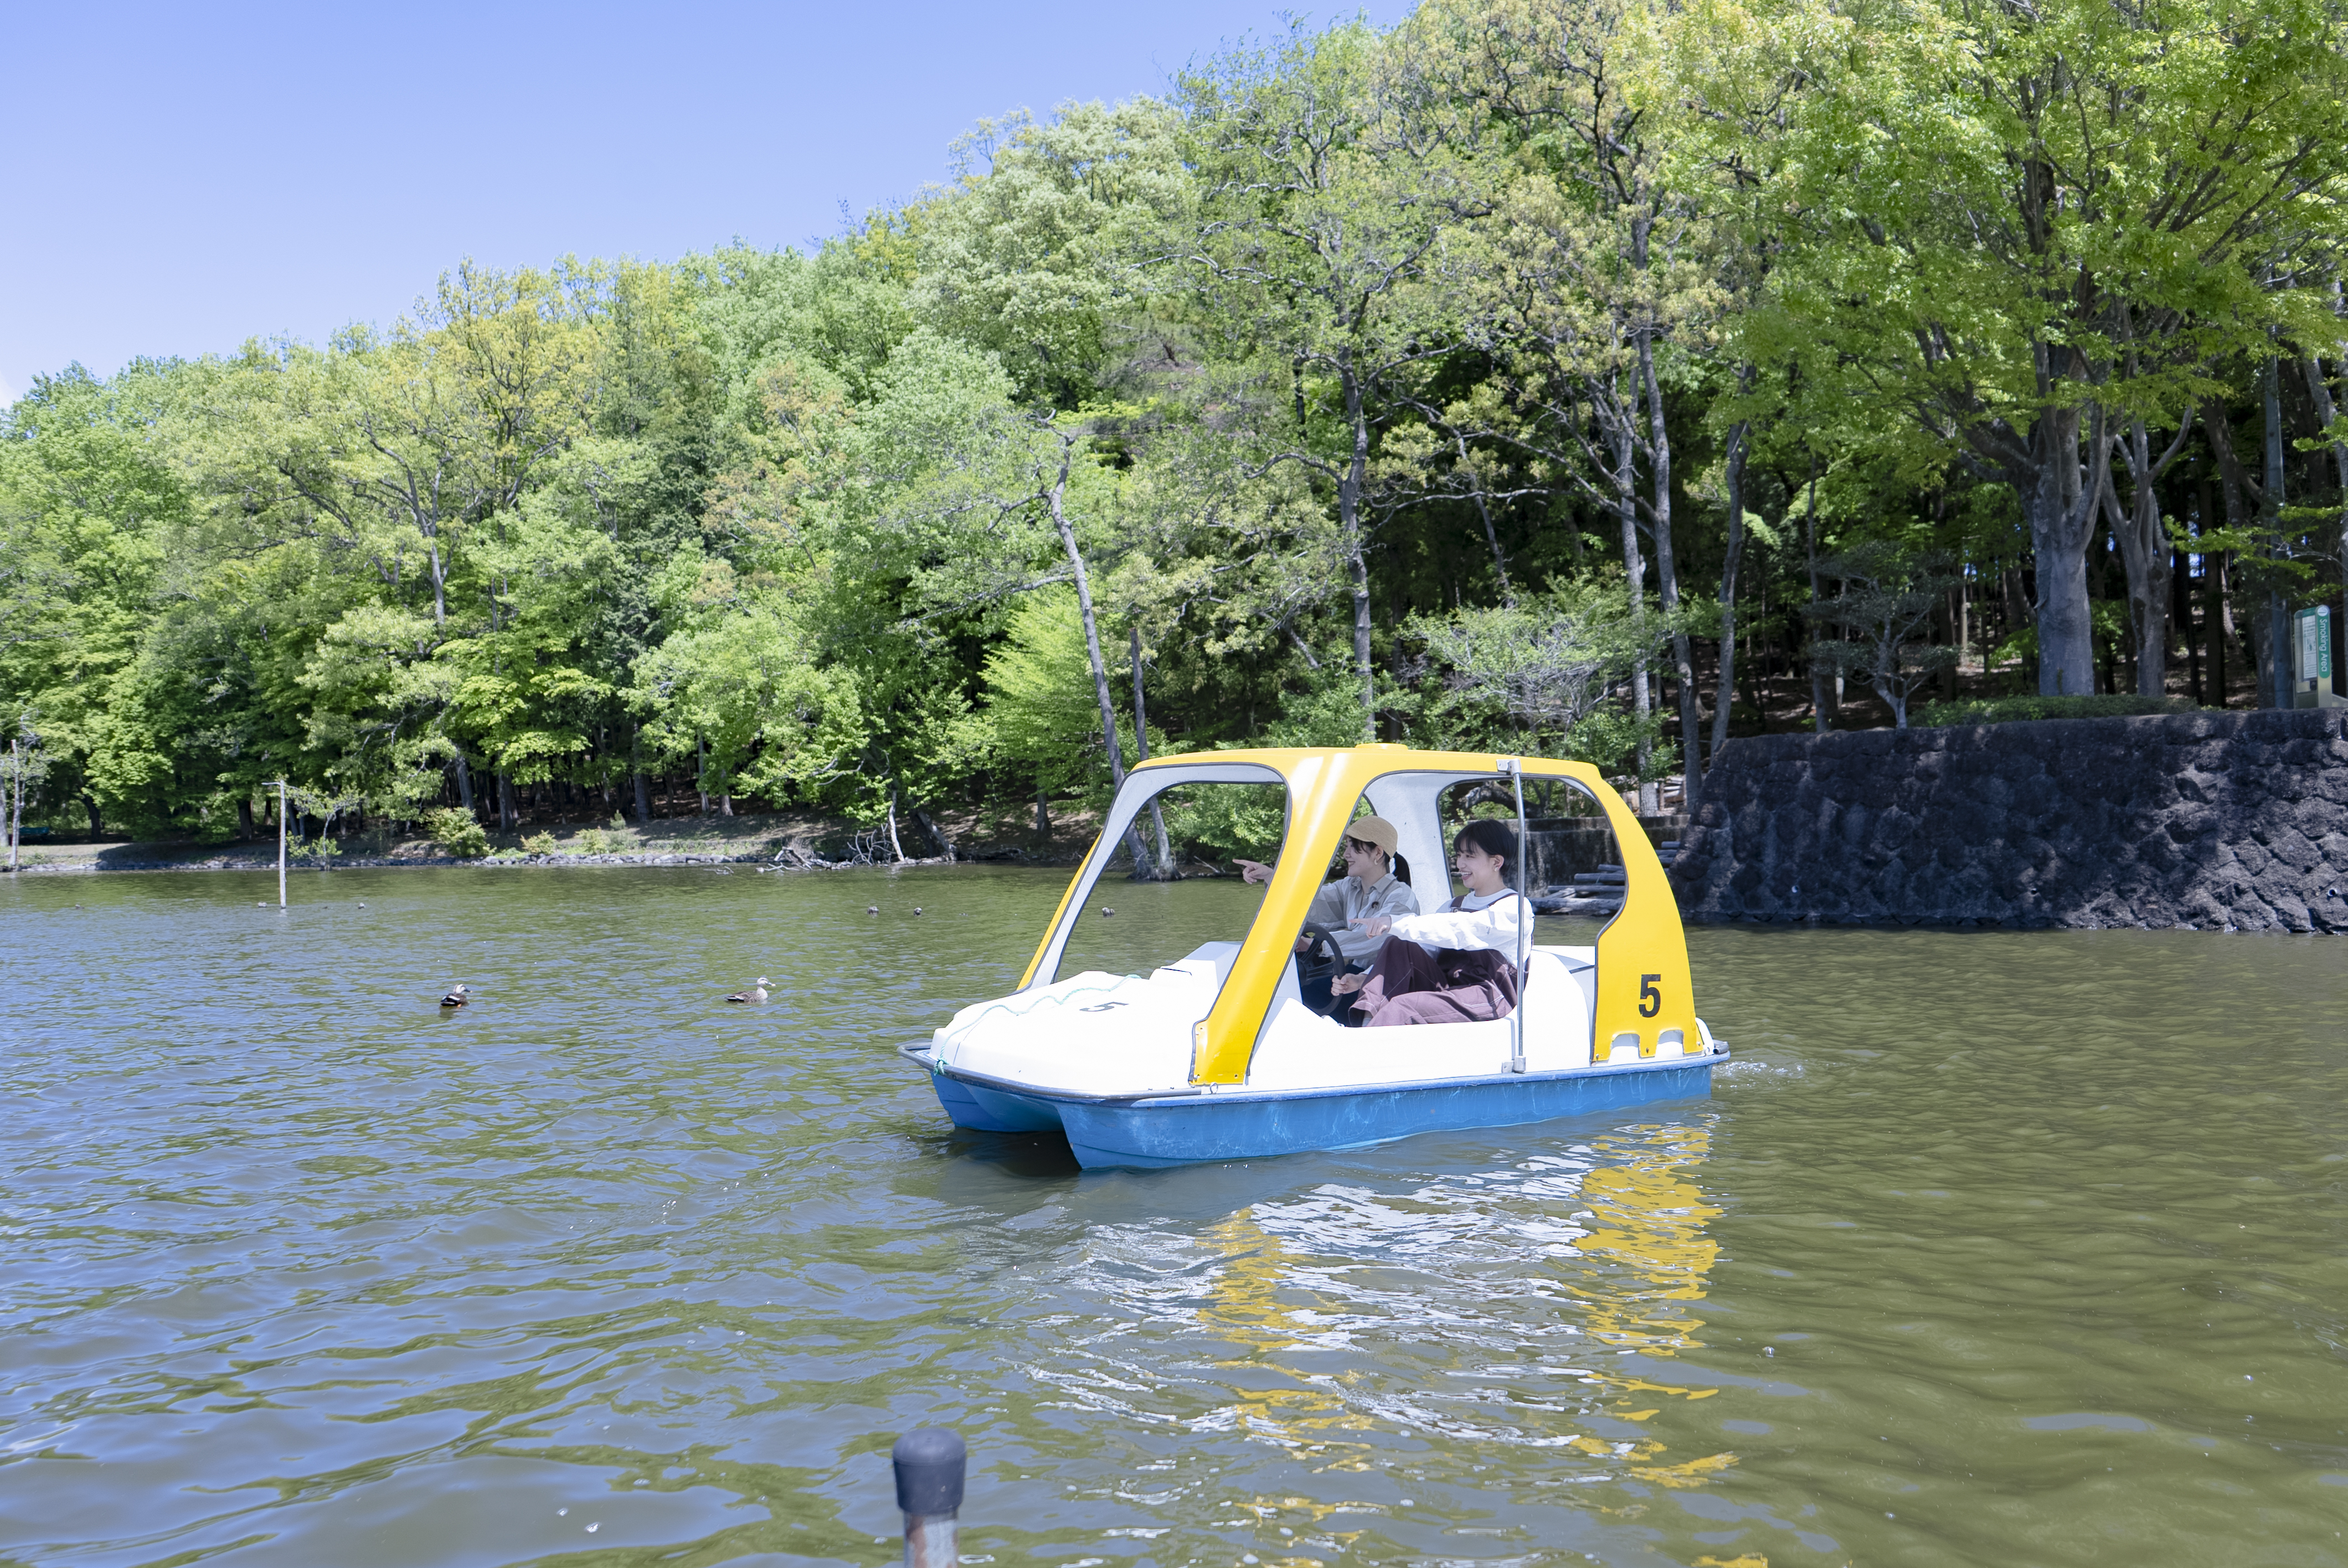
2, 871, 2344, 1566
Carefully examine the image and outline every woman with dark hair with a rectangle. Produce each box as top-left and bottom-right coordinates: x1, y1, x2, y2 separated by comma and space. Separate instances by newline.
1331, 818, 1527, 1027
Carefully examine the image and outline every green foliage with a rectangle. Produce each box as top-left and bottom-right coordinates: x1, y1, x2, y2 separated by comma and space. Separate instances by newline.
1155, 781, 1289, 868
522, 831, 557, 854
2, 5, 2341, 845
1806, 543, 1963, 728
425, 807, 490, 858
1407, 582, 1649, 747
982, 587, 1142, 802
1914, 695, 2200, 727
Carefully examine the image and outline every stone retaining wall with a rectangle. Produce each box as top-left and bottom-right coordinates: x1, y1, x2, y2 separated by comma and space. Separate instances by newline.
1667, 709, 2348, 932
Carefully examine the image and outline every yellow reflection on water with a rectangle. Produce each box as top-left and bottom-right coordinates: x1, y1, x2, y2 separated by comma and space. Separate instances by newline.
1570, 1121, 1736, 1491
1196, 1211, 1376, 1468
1186, 1121, 1737, 1507
1577, 1122, 1723, 1356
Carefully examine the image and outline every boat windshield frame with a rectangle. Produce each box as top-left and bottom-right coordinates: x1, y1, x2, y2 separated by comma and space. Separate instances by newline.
1017, 760, 1293, 992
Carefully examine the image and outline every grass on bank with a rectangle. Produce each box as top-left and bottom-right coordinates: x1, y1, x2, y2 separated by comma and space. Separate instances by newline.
1912, 694, 2206, 727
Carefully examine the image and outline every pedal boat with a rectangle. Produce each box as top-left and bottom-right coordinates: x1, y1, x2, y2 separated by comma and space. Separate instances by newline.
900, 745, 1725, 1168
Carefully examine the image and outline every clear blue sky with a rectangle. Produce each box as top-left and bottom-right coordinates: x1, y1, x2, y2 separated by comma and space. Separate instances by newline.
1, 1, 1405, 404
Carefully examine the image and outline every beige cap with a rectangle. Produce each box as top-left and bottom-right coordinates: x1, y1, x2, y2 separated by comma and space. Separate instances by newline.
1342, 816, 1399, 857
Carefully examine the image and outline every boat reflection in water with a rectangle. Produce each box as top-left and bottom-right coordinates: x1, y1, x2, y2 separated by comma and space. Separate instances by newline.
1568, 1122, 1740, 1494
1103, 1117, 1736, 1539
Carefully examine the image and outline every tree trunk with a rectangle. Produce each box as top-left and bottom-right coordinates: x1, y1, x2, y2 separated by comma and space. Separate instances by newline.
428, 536, 447, 630
1935, 587, 1959, 700
454, 753, 475, 815
1804, 454, 1832, 730
2214, 553, 2236, 704
2012, 404, 2104, 698
1444, 424, 1512, 605
1045, 437, 1155, 873
1131, 626, 1173, 874
1640, 336, 1701, 817
1338, 353, 1375, 739
82, 793, 102, 838
1035, 788, 1051, 839
2175, 546, 2201, 705
238, 796, 255, 841
497, 772, 517, 832
2104, 414, 2191, 698
1609, 370, 1656, 811
912, 805, 953, 862
696, 735, 709, 814
2203, 400, 2269, 703
1711, 420, 1748, 765
2262, 355, 2291, 708
2304, 355, 2348, 689
1877, 672, 1909, 730
1957, 579, 1970, 684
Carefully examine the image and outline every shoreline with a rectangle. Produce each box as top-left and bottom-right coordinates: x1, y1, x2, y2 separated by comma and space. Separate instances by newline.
0, 846, 1053, 876
0, 806, 1110, 878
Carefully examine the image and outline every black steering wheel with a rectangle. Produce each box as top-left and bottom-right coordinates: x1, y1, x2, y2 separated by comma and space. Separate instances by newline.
1295, 921, 1346, 988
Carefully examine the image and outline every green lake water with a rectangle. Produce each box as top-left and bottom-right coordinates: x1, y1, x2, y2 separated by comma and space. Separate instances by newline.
1, 865, 2343, 1567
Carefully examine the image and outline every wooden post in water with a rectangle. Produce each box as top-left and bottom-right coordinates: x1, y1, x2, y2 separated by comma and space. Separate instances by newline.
891, 1427, 964, 1568
6, 735, 17, 873
276, 781, 287, 909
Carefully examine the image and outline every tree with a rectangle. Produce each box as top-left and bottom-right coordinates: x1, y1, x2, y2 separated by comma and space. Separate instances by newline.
1411, 580, 1641, 748
1176, 22, 1485, 734
1759, 0, 2348, 698
848, 331, 1160, 868
1807, 542, 1961, 728
248, 262, 603, 813
1422, 0, 1722, 807
915, 100, 1190, 408
0, 365, 184, 835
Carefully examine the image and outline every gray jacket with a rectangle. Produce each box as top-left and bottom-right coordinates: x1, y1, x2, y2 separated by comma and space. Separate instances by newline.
1305, 870, 1422, 962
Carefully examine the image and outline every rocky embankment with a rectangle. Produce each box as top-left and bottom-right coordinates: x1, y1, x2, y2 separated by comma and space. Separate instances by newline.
1669, 709, 2348, 932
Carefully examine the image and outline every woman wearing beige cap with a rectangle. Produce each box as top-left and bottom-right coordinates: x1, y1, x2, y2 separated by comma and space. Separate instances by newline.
1235, 814, 1419, 1014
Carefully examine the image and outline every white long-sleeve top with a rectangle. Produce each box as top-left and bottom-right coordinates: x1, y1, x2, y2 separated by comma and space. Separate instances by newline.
1383, 886, 1530, 957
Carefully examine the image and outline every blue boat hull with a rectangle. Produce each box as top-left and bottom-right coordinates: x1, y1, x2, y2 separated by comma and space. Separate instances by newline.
925, 1056, 1718, 1169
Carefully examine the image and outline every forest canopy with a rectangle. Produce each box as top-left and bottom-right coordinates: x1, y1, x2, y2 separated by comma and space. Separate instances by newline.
4, 0, 2345, 852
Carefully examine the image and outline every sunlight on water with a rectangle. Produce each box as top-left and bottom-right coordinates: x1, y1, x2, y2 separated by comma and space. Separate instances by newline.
2, 866, 2344, 1567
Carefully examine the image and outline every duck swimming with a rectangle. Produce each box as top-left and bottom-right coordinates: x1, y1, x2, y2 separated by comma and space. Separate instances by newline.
439, 983, 471, 1009
725, 977, 772, 1004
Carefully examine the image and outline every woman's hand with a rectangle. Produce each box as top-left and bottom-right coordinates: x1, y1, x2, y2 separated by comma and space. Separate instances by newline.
1352, 914, 1394, 940
1234, 858, 1274, 885
1331, 971, 1367, 996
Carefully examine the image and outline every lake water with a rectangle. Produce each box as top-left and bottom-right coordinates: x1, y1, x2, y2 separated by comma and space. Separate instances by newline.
2, 865, 2344, 1567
